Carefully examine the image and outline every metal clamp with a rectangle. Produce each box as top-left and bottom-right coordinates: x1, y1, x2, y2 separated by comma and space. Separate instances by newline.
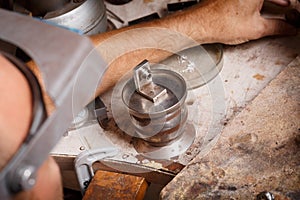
0, 9, 107, 199
74, 147, 119, 194
133, 60, 167, 103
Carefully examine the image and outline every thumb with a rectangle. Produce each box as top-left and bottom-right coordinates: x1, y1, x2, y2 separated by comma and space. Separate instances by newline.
262, 18, 297, 36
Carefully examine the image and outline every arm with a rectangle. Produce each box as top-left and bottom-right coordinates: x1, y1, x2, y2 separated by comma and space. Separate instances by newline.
0, 55, 32, 169
27, 0, 296, 110
90, 0, 297, 95
0, 55, 63, 200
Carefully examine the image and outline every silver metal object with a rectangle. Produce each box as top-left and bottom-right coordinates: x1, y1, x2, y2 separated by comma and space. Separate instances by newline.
70, 107, 89, 129
257, 191, 275, 200
121, 60, 195, 158
160, 44, 223, 89
134, 60, 167, 103
94, 96, 109, 129
123, 60, 188, 145
0, 9, 106, 199
74, 147, 119, 194
43, 0, 107, 35
133, 123, 195, 159
14, 166, 36, 191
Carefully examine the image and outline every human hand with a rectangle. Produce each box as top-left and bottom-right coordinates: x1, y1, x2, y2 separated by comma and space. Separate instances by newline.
188, 0, 297, 44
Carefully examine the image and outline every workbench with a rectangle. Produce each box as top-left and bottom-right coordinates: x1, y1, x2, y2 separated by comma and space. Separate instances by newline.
52, 1, 300, 199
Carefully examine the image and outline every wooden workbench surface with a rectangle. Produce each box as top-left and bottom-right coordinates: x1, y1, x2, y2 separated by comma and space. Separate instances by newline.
161, 55, 300, 199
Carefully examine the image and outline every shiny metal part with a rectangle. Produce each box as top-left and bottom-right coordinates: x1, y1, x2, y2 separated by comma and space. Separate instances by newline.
134, 60, 167, 103
133, 123, 195, 159
74, 147, 119, 194
70, 107, 89, 129
94, 97, 109, 129
106, 8, 125, 24
123, 66, 188, 145
43, 0, 107, 35
160, 44, 223, 89
11, 165, 36, 192
257, 191, 275, 200
121, 61, 195, 158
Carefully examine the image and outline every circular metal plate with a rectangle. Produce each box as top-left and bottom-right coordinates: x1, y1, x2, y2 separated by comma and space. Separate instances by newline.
157, 44, 223, 90
132, 123, 196, 160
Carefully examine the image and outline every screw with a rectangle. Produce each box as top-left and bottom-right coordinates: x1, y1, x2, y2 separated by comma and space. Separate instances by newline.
17, 166, 36, 191
79, 146, 85, 151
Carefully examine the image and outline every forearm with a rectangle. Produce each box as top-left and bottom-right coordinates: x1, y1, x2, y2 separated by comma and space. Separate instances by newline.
91, 0, 296, 96
0, 54, 32, 170
91, 3, 214, 95
91, 28, 203, 95
28, 0, 297, 108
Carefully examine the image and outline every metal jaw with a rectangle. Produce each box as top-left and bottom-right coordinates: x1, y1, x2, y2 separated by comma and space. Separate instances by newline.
74, 147, 119, 194
94, 96, 109, 129
0, 9, 107, 199
134, 60, 167, 103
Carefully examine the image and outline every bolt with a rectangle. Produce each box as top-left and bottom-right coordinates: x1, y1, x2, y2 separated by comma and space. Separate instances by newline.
17, 166, 36, 191
79, 146, 85, 151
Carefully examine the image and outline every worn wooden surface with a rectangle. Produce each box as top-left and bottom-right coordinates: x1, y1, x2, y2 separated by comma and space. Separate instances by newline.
160, 57, 300, 199
83, 170, 148, 200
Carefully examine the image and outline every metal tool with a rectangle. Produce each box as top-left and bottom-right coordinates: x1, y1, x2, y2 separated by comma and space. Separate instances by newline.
13, 0, 108, 35
0, 9, 106, 199
133, 60, 167, 103
115, 60, 195, 159
43, 0, 107, 35
94, 96, 109, 129
74, 147, 119, 194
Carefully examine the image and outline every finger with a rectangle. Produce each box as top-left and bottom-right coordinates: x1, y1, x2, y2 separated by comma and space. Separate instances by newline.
266, 0, 290, 6
262, 18, 297, 36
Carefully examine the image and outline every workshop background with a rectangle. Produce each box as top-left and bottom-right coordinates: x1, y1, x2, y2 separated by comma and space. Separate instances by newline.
1, 0, 299, 199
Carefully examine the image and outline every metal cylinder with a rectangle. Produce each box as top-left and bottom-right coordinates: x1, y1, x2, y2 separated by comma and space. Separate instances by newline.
44, 0, 107, 35
122, 68, 187, 146
24, 0, 69, 16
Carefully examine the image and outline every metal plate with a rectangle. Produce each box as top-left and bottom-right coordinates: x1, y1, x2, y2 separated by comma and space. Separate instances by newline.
157, 44, 223, 90
133, 123, 195, 159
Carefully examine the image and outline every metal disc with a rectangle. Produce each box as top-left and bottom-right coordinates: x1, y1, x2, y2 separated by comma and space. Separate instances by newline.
133, 123, 196, 160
